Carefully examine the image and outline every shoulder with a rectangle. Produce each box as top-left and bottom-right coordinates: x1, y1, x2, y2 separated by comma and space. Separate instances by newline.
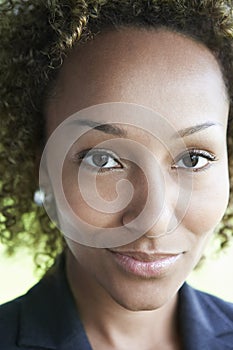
0, 255, 88, 350
179, 283, 233, 349
0, 295, 25, 349
0, 263, 61, 349
0, 269, 63, 349
180, 282, 233, 321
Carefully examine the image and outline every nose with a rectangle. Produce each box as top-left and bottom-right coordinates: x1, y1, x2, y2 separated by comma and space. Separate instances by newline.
122, 160, 179, 239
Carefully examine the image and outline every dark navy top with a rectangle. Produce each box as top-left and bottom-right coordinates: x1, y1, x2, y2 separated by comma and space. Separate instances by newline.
0, 254, 233, 349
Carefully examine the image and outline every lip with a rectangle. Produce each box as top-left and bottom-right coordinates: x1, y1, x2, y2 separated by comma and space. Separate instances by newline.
107, 249, 182, 278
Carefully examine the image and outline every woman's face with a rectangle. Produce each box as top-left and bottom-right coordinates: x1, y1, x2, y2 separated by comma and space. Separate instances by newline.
45, 28, 229, 311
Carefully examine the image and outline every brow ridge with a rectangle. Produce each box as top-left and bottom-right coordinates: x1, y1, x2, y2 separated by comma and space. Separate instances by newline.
77, 119, 221, 138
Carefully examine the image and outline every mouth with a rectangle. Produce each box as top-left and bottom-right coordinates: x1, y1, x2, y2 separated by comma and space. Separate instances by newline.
107, 249, 183, 278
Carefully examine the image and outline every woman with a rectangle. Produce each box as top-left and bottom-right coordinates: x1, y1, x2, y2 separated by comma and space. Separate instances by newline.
0, 1, 233, 349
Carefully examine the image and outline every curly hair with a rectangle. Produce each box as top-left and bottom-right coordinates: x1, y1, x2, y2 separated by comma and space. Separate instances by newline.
1, 0, 233, 274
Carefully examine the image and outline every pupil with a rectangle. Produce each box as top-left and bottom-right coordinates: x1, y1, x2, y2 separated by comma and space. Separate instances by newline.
183, 154, 198, 167
93, 154, 109, 167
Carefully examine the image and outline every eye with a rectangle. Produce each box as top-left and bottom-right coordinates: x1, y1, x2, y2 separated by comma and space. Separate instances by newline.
75, 148, 123, 171
172, 149, 217, 172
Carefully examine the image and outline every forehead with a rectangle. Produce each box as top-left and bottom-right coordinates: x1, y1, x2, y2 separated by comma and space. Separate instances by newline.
46, 27, 228, 134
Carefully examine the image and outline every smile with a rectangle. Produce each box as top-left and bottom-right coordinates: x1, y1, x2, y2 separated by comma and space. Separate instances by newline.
107, 249, 182, 278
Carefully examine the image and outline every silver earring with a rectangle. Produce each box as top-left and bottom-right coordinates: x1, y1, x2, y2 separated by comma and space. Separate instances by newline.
33, 189, 45, 206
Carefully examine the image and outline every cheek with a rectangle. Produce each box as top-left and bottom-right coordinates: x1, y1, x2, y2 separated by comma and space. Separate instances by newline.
183, 163, 229, 235
65, 239, 110, 286
66, 238, 95, 265
62, 164, 125, 227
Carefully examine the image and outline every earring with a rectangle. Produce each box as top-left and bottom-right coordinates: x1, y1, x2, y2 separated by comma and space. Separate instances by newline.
33, 189, 45, 206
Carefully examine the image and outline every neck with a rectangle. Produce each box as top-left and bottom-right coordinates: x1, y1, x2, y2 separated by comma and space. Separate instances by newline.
66, 250, 181, 350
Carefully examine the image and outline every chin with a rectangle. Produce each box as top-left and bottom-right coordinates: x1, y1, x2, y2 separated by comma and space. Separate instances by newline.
118, 301, 164, 312
113, 297, 169, 312
109, 288, 171, 312
101, 274, 182, 313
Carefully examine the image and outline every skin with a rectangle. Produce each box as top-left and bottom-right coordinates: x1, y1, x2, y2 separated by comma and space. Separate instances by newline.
44, 27, 230, 349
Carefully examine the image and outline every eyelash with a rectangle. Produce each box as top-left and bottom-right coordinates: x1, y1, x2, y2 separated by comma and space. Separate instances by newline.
73, 148, 217, 173
172, 148, 217, 172
73, 148, 123, 173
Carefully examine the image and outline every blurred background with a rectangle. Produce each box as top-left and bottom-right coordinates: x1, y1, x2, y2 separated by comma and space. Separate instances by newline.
0, 238, 233, 304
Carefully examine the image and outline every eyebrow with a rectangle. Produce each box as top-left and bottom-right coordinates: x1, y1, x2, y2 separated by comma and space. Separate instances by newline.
176, 121, 222, 138
76, 119, 221, 138
77, 119, 127, 136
